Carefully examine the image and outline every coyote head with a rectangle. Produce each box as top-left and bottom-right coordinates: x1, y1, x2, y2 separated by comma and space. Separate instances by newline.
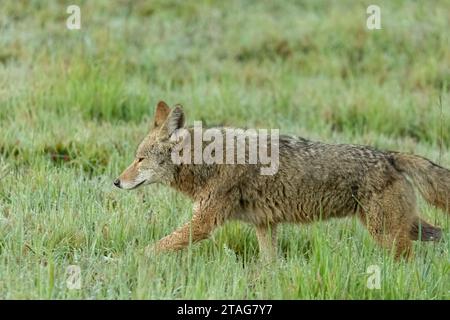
114, 101, 185, 190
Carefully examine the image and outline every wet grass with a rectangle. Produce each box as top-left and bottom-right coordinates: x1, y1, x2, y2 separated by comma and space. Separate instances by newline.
0, 0, 448, 299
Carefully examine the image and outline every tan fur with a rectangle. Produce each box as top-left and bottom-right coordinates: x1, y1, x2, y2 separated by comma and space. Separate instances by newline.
116, 102, 449, 260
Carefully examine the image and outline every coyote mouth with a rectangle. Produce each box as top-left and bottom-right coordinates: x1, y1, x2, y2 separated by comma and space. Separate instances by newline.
131, 180, 146, 190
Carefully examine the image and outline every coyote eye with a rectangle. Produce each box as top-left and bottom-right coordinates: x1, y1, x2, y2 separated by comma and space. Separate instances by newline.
137, 157, 144, 163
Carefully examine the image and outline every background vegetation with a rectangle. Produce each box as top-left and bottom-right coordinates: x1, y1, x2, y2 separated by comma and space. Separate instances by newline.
0, 0, 448, 299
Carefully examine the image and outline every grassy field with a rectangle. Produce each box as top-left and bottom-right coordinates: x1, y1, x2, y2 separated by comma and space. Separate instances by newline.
0, 0, 449, 299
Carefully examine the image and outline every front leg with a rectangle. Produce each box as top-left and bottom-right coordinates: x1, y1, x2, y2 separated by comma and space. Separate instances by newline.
255, 224, 278, 261
151, 213, 215, 252
148, 198, 231, 254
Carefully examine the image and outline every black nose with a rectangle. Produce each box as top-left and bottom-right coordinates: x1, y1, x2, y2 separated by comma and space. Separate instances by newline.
113, 179, 121, 188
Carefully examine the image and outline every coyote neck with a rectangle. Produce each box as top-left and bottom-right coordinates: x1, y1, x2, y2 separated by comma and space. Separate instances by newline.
170, 163, 218, 199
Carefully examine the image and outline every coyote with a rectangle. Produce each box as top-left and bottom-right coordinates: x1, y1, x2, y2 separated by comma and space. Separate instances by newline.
114, 101, 448, 259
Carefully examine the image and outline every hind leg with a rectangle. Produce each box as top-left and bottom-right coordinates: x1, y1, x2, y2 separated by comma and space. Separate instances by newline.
359, 181, 415, 260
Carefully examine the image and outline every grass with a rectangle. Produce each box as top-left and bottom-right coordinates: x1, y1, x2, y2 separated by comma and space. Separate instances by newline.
0, 0, 449, 299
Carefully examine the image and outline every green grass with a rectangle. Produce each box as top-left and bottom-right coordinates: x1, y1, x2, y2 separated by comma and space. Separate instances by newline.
0, 0, 449, 299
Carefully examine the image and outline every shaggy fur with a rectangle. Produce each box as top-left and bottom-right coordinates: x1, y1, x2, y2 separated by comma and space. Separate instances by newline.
115, 101, 449, 260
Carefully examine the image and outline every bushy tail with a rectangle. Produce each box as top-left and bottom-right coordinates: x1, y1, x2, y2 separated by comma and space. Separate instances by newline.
410, 217, 442, 241
392, 152, 450, 214
392, 152, 449, 242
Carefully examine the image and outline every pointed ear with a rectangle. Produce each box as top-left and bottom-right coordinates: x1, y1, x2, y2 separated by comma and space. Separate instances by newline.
160, 105, 185, 137
153, 101, 171, 128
